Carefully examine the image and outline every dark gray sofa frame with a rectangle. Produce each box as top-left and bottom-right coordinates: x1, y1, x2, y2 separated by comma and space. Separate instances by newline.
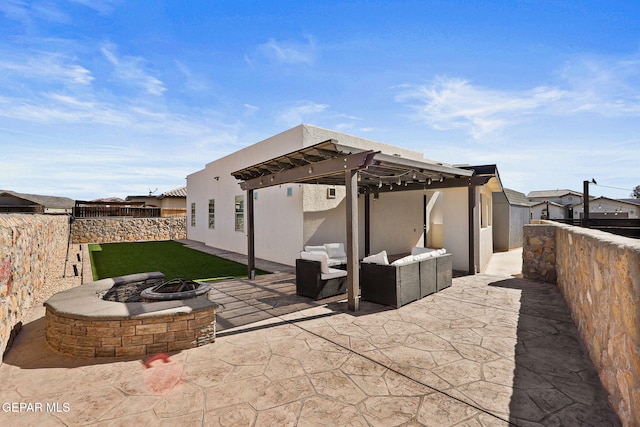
295, 258, 347, 300
360, 253, 452, 308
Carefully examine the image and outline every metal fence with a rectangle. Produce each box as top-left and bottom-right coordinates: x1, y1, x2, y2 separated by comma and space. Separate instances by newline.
73, 205, 161, 218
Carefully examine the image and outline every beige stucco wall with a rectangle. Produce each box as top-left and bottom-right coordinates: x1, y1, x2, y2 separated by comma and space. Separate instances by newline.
187, 126, 306, 266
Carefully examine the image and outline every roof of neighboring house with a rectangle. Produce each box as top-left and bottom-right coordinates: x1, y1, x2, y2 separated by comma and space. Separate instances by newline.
530, 201, 566, 208
126, 186, 187, 201
619, 198, 640, 206
527, 189, 582, 199
159, 186, 186, 198
503, 188, 531, 207
0, 190, 75, 209
91, 197, 125, 203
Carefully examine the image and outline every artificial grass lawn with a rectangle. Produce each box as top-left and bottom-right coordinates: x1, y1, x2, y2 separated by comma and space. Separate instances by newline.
89, 240, 267, 281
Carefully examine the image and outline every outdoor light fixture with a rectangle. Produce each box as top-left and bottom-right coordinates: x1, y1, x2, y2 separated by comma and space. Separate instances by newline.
427, 178, 432, 185
397, 178, 401, 185
439, 176, 444, 183
270, 176, 274, 181
412, 172, 417, 180
378, 180, 383, 188
308, 167, 313, 174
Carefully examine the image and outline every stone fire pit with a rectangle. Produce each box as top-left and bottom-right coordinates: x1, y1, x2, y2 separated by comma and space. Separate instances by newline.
44, 272, 218, 358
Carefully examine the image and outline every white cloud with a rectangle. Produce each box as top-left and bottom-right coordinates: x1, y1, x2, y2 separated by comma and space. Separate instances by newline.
67, 0, 121, 14
557, 54, 640, 115
0, 53, 94, 85
258, 36, 317, 65
396, 54, 640, 140
395, 77, 566, 139
276, 101, 329, 126
101, 44, 166, 96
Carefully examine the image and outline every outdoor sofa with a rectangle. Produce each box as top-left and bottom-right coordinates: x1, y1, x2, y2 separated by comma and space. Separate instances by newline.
295, 250, 347, 300
360, 247, 452, 308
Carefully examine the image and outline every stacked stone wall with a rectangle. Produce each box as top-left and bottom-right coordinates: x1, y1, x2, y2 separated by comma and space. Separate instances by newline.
522, 224, 556, 283
45, 307, 216, 357
523, 221, 640, 425
71, 217, 186, 244
0, 214, 69, 362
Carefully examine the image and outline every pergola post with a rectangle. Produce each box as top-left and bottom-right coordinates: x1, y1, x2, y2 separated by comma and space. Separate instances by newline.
346, 169, 360, 311
468, 185, 476, 275
364, 192, 371, 257
247, 189, 256, 280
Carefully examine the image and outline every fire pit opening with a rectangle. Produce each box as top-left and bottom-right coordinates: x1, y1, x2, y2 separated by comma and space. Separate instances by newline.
141, 278, 212, 302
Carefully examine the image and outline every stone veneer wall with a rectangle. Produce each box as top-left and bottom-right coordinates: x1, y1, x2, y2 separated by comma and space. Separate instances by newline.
46, 307, 217, 357
71, 217, 186, 244
523, 221, 640, 425
0, 214, 69, 363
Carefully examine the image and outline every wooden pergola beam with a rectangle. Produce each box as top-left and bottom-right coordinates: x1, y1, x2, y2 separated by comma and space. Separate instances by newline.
240, 150, 378, 191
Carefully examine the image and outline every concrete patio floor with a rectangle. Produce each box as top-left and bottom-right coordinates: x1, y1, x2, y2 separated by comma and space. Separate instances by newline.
0, 249, 620, 426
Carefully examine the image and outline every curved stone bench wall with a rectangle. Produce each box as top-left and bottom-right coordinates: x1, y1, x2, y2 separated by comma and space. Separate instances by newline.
44, 272, 218, 358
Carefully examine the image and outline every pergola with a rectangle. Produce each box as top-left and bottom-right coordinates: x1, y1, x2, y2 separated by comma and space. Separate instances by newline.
231, 139, 495, 311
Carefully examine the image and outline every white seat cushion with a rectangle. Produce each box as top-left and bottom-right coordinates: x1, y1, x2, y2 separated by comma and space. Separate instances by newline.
411, 247, 437, 256
300, 251, 329, 274
413, 251, 434, 262
324, 243, 347, 259
327, 257, 347, 267
362, 250, 389, 265
321, 267, 347, 280
305, 245, 328, 254
391, 255, 415, 266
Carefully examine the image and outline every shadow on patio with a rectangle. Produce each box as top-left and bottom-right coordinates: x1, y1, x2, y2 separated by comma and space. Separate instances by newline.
489, 278, 620, 426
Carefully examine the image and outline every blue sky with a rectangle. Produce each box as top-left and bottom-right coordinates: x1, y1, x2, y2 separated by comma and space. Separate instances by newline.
1, 0, 638, 200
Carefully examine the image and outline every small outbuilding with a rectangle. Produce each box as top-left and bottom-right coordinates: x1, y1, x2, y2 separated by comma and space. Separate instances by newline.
492, 188, 530, 251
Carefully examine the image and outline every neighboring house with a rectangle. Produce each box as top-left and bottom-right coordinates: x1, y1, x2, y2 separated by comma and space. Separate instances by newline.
527, 189, 583, 207
126, 186, 187, 209
493, 188, 531, 251
527, 189, 584, 220
187, 124, 504, 273
126, 186, 187, 217
530, 201, 568, 220
573, 197, 640, 219
0, 190, 74, 214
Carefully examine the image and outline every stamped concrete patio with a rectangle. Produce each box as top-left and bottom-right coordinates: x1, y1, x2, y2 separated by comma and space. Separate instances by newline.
0, 247, 620, 426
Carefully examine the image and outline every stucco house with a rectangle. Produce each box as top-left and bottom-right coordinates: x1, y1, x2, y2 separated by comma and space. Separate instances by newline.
573, 196, 640, 219
527, 189, 584, 220
187, 125, 505, 276
126, 186, 187, 210
0, 190, 74, 214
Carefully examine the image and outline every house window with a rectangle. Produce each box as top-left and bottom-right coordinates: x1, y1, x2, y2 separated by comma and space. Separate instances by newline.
208, 199, 215, 229
287, 187, 293, 197
235, 195, 244, 231
327, 187, 336, 199
190, 203, 196, 227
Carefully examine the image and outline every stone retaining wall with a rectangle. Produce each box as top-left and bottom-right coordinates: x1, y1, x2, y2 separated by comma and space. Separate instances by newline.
523, 221, 640, 426
0, 214, 69, 363
71, 217, 186, 244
